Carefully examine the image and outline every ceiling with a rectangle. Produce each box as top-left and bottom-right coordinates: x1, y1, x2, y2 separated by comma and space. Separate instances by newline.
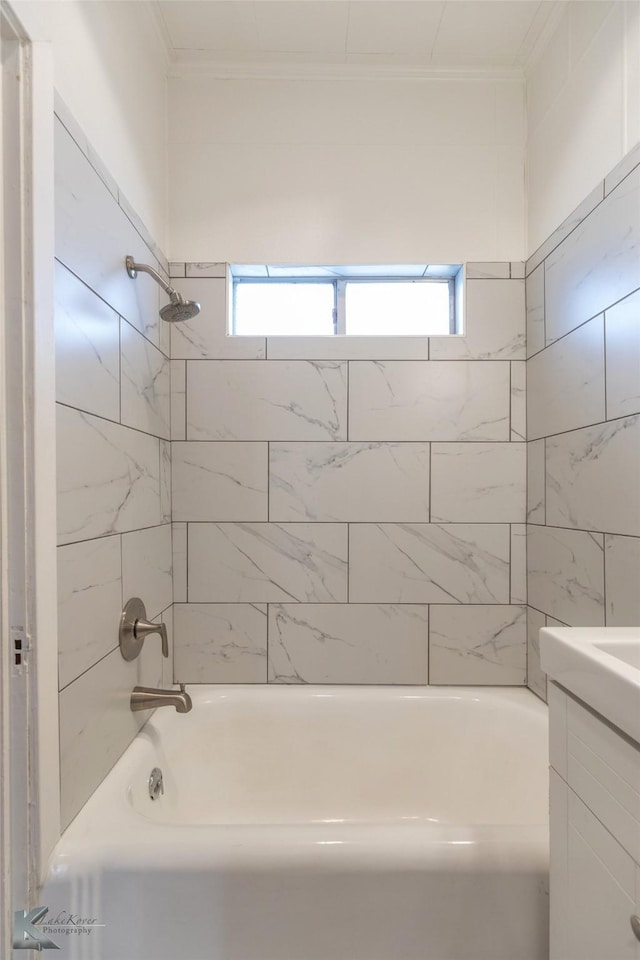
155, 0, 561, 73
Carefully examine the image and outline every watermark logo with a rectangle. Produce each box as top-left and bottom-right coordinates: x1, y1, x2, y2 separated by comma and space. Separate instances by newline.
13, 907, 103, 951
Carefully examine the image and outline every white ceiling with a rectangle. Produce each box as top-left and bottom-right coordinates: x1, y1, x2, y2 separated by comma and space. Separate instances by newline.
155, 0, 561, 73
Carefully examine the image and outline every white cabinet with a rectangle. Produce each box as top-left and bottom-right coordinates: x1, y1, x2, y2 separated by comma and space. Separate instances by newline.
549, 682, 640, 960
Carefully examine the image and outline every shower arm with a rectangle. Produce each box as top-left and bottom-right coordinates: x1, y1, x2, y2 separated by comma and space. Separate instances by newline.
125, 256, 181, 301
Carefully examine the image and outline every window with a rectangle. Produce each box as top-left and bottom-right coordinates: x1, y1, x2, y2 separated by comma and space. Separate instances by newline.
231, 265, 460, 337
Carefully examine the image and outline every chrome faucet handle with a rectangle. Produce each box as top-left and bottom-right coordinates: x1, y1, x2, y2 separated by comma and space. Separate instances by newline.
134, 618, 169, 658
120, 598, 169, 661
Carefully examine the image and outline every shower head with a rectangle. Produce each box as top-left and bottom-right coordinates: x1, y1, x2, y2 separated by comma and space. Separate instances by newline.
125, 256, 201, 323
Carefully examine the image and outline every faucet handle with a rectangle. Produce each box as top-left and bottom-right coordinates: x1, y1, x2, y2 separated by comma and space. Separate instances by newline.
135, 618, 169, 658
120, 598, 169, 661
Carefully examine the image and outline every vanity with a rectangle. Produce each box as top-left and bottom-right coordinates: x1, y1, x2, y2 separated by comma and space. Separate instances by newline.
540, 628, 640, 960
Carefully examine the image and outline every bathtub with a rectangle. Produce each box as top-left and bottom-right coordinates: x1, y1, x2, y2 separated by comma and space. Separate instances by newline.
42, 686, 549, 960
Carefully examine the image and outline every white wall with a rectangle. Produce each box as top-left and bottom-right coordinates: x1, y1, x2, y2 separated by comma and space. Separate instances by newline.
168, 74, 525, 263
526, 0, 640, 255
11, 0, 168, 248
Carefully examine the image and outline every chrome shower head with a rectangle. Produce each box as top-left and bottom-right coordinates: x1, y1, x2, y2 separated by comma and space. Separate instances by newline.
160, 295, 201, 324
125, 256, 201, 324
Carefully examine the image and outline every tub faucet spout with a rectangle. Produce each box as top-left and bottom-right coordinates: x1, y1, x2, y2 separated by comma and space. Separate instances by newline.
131, 684, 192, 713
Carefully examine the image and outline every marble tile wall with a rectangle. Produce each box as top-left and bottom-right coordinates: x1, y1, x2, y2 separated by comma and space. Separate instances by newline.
171, 262, 527, 687
525, 147, 640, 702
55, 115, 173, 828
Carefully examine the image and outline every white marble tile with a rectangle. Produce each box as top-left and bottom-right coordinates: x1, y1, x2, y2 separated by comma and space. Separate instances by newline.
348, 361, 510, 441
527, 316, 605, 440
270, 442, 430, 522
268, 604, 428, 684
511, 262, 525, 279
544, 165, 640, 344
526, 181, 605, 277
186, 262, 227, 278
172, 442, 268, 521
160, 605, 174, 689
466, 262, 510, 279
267, 336, 429, 361
120, 320, 171, 440
171, 278, 265, 360
55, 118, 162, 349
188, 523, 348, 603
54, 260, 120, 420
172, 522, 187, 602
526, 606, 547, 701
527, 439, 546, 523
431, 443, 526, 522
170, 360, 186, 440
430, 280, 525, 360
429, 605, 526, 685
59, 643, 162, 828
605, 535, 640, 627
57, 536, 122, 690
511, 361, 526, 440
169, 262, 186, 278
526, 263, 545, 358
187, 360, 347, 441
604, 141, 640, 196
173, 603, 267, 683
349, 523, 509, 603
121, 524, 173, 621
511, 523, 527, 604
57, 405, 162, 545
546, 415, 640, 536
605, 289, 640, 419
160, 440, 171, 523
527, 525, 605, 626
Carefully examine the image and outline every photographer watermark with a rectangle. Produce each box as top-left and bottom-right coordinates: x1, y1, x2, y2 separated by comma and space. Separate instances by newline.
13, 906, 105, 950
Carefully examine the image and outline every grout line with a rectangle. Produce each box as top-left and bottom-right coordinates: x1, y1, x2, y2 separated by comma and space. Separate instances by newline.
56, 400, 169, 444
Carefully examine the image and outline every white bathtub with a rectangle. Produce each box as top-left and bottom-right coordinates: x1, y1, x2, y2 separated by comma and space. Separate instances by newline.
42, 686, 549, 960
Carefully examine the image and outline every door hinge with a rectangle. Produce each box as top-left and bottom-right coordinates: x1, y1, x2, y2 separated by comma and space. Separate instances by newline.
11, 627, 30, 675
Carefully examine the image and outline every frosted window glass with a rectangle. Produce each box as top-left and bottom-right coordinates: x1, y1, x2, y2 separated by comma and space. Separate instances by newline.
234, 283, 334, 336
345, 282, 450, 335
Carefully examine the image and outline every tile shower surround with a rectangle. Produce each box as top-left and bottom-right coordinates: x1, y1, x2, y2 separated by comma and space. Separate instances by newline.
525, 150, 640, 702
170, 263, 529, 688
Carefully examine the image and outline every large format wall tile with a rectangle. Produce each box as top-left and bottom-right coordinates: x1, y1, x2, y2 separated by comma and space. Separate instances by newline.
527, 439, 545, 523
121, 524, 173, 620
172, 522, 187, 602
59, 643, 161, 828
55, 118, 163, 349
545, 165, 640, 344
527, 525, 604, 626
170, 360, 186, 440
348, 361, 510, 441
268, 604, 428, 684
430, 280, 525, 360
525, 264, 545, 358
511, 362, 526, 441
171, 277, 265, 360
57, 536, 122, 690
269, 442, 430, 522
172, 442, 268, 521
527, 316, 605, 440
349, 523, 509, 603
605, 289, 640, 420
511, 524, 527, 604
174, 603, 267, 682
120, 320, 171, 440
56, 405, 162, 545
431, 442, 526, 522
54, 260, 120, 421
188, 522, 348, 603
546, 415, 640, 536
429, 605, 526, 684
604, 535, 640, 627
526, 606, 547, 701
267, 335, 429, 361
187, 360, 347, 440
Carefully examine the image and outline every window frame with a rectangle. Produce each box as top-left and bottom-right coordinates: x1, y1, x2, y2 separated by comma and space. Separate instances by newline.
231, 271, 459, 337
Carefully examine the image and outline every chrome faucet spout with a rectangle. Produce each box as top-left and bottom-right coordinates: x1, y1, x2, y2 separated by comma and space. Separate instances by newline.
131, 684, 192, 714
